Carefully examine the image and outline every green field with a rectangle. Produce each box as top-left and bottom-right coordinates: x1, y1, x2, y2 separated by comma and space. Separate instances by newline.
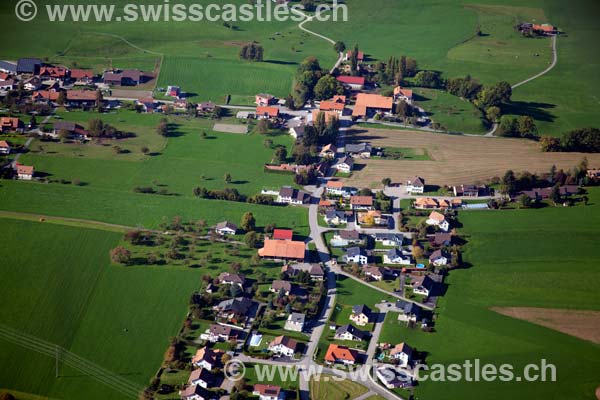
380, 187, 600, 399
0, 218, 202, 400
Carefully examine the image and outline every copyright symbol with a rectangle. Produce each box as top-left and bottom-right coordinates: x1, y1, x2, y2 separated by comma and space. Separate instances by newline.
15, 0, 37, 22
224, 359, 246, 382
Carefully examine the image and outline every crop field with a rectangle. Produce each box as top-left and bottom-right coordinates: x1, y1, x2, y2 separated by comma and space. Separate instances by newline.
344, 127, 600, 187
380, 187, 600, 399
0, 218, 203, 400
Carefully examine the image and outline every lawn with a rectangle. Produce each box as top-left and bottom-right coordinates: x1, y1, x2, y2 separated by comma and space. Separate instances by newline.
0, 218, 202, 400
397, 187, 600, 399
309, 375, 369, 400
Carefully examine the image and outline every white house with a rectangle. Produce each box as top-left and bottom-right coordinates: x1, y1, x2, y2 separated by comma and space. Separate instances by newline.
390, 342, 413, 367
331, 230, 361, 247
426, 211, 449, 232
373, 233, 404, 247
268, 335, 298, 357
429, 249, 449, 266
16, 164, 34, 180
0, 140, 10, 155
214, 221, 237, 235
277, 186, 310, 205
334, 156, 354, 174
324, 210, 349, 226
343, 247, 368, 265
325, 180, 353, 196
253, 384, 285, 400
406, 176, 425, 194
384, 248, 411, 265
191, 347, 222, 371
412, 275, 437, 297
376, 366, 412, 389
284, 312, 305, 332
393, 86, 413, 105
334, 324, 369, 341
188, 368, 214, 389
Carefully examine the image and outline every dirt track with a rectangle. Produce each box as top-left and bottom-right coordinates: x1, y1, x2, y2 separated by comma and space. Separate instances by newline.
492, 307, 600, 345
344, 128, 600, 187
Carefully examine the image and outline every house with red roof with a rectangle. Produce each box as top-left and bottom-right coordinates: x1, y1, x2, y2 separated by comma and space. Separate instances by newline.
273, 229, 293, 241
256, 106, 279, 119
336, 75, 365, 90
325, 344, 359, 365
393, 86, 414, 105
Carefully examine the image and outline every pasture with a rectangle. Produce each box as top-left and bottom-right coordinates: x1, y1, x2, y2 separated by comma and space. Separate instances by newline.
387, 187, 600, 399
343, 127, 600, 188
0, 218, 202, 400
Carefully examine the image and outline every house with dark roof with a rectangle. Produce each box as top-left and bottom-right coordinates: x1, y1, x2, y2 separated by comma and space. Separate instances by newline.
335, 324, 369, 341
270, 280, 293, 296
215, 221, 237, 235
0, 61, 17, 74
331, 230, 362, 247
201, 324, 239, 342
17, 58, 42, 74
282, 263, 324, 281
429, 249, 449, 266
277, 186, 310, 205
188, 368, 215, 389
268, 335, 298, 357
430, 232, 452, 247
350, 304, 372, 326
218, 272, 246, 287
396, 300, 423, 322
253, 384, 285, 400
343, 247, 368, 265
52, 121, 89, 140
390, 342, 413, 367
334, 155, 354, 174
384, 248, 411, 265
324, 210, 350, 226
406, 177, 425, 194
102, 69, 151, 86
179, 384, 217, 400
284, 312, 306, 332
213, 297, 252, 322
372, 233, 404, 247
412, 275, 438, 297
346, 143, 372, 158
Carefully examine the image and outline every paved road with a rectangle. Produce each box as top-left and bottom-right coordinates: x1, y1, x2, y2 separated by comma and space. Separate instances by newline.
512, 35, 558, 89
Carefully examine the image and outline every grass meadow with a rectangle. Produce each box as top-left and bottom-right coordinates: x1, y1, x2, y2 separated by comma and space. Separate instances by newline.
0, 218, 202, 400
0, 110, 310, 235
379, 187, 600, 399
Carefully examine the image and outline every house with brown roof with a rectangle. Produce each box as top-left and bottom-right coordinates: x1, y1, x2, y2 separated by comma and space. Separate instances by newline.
16, 164, 34, 180
390, 342, 413, 367
319, 143, 337, 159
32, 90, 61, 103
39, 66, 68, 80
258, 239, 305, 261
270, 280, 293, 296
393, 86, 413, 105
102, 69, 151, 86
214, 221, 237, 235
414, 197, 439, 210
256, 106, 279, 119
201, 324, 239, 342
331, 230, 361, 247
0, 117, 23, 133
268, 335, 298, 357
187, 368, 215, 389
213, 297, 253, 322
352, 93, 393, 118
70, 69, 95, 84
253, 384, 285, 400
0, 140, 10, 155
406, 176, 425, 194
282, 263, 324, 281
191, 347, 223, 371
218, 272, 246, 287
319, 99, 345, 114
66, 90, 98, 107
350, 195, 373, 210
52, 121, 89, 140
324, 344, 359, 365
426, 211, 449, 232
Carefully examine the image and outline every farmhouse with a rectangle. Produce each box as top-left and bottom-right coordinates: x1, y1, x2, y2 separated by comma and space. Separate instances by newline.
16, 164, 34, 180
343, 247, 368, 265
255, 93, 276, 106
70, 69, 95, 84
319, 143, 337, 159
352, 94, 393, 118
256, 106, 279, 120
284, 312, 306, 332
40, 66, 68, 80
268, 335, 298, 357
335, 324, 369, 341
350, 195, 373, 210
102, 69, 151, 86
393, 86, 413, 104
0, 140, 10, 155
53, 121, 89, 140
336, 75, 365, 90
334, 155, 354, 173
426, 211, 449, 232
390, 342, 413, 367
350, 304, 372, 326
324, 344, 358, 365
345, 143, 372, 158
66, 90, 98, 107
253, 384, 284, 400
319, 99, 345, 114
406, 176, 425, 194
0, 117, 23, 133
277, 186, 310, 205
258, 239, 306, 261
17, 58, 42, 75
191, 347, 223, 371
214, 221, 237, 235
32, 90, 60, 103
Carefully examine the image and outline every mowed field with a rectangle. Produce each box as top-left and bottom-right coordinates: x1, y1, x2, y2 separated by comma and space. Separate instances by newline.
377, 187, 600, 400
0, 110, 310, 235
344, 128, 600, 187
0, 218, 203, 400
